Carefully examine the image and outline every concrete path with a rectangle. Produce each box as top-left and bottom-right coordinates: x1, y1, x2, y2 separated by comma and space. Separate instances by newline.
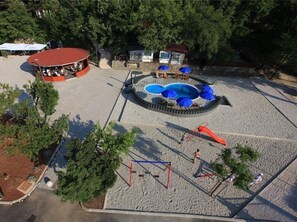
0, 189, 243, 222
37, 65, 130, 189
236, 159, 297, 222
250, 77, 297, 127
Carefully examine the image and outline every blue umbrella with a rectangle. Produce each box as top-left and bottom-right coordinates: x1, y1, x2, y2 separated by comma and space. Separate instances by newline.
177, 97, 193, 108
179, 67, 191, 74
161, 89, 177, 99
200, 92, 215, 101
202, 84, 214, 94
158, 65, 170, 71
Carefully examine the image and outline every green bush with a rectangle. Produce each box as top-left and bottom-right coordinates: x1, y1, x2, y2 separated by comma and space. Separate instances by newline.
0, 51, 9, 58
56, 123, 136, 203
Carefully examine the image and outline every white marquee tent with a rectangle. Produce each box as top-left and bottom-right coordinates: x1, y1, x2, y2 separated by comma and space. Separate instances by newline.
0, 43, 47, 52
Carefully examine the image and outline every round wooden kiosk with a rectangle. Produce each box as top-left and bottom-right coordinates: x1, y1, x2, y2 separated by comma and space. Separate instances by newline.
27, 48, 90, 82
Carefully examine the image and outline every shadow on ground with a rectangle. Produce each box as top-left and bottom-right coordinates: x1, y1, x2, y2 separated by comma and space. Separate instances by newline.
68, 115, 95, 139
20, 62, 34, 75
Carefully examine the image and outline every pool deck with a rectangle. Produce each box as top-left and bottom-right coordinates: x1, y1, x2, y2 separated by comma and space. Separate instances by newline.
0, 56, 297, 222
133, 75, 207, 101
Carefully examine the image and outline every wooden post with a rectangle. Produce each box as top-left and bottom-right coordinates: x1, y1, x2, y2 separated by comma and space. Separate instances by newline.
166, 162, 171, 189
129, 161, 133, 188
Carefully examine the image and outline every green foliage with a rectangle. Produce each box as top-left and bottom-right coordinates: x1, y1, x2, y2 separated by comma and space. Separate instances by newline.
56, 122, 136, 203
0, 50, 10, 58
0, 0, 45, 43
210, 144, 260, 191
87, 0, 140, 53
24, 79, 59, 124
1, 0, 296, 74
236, 143, 261, 162
238, 1, 297, 74
41, 0, 139, 53
210, 44, 235, 64
0, 83, 21, 117
182, 1, 232, 59
56, 138, 117, 202
230, 0, 276, 38
209, 162, 228, 178
133, 0, 183, 51
40, 0, 86, 47
0, 80, 68, 161
273, 17, 297, 74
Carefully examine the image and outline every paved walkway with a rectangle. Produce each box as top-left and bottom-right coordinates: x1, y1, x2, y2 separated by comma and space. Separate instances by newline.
0, 189, 243, 222
250, 77, 297, 128
37, 65, 130, 189
236, 159, 297, 222
232, 77, 297, 221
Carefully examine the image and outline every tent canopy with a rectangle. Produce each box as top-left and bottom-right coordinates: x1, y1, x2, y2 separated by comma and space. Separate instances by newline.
0, 43, 47, 51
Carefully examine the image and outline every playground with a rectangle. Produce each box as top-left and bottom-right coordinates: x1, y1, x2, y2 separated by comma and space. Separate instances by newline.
105, 73, 297, 220
105, 125, 296, 217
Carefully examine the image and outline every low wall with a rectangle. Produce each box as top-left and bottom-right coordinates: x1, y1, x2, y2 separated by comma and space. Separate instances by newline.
43, 76, 66, 82
76, 66, 90, 77
112, 60, 258, 77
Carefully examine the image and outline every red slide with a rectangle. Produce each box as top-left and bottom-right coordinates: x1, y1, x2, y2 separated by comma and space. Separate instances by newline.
198, 126, 227, 146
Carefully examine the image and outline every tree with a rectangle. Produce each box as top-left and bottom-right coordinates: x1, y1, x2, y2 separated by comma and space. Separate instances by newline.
87, 0, 140, 53
0, 80, 68, 161
24, 79, 59, 125
0, 83, 20, 117
270, 3, 297, 74
209, 144, 260, 197
132, 0, 183, 51
0, 0, 45, 43
276, 29, 297, 73
236, 0, 297, 74
40, 0, 139, 53
56, 122, 136, 203
181, 1, 232, 59
40, 0, 88, 47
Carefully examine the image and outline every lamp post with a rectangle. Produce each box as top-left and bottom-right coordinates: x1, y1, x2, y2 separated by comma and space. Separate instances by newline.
32, 59, 44, 82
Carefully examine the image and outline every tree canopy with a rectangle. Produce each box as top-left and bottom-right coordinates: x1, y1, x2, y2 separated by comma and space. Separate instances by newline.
0, 0, 45, 43
1, 0, 297, 74
0, 80, 68, 161
56, 123, 136, 203
210, 144, 261, 196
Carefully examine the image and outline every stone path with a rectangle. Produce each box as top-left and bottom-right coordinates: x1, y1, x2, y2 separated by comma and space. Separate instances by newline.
250, 77, 297, 127
236, 159, 297, 222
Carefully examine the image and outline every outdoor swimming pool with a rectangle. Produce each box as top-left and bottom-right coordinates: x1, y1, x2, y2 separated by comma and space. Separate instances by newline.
145, 83, 200, 100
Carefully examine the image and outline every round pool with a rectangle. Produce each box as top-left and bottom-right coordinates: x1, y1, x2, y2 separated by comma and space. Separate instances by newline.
145, 83, 200, 100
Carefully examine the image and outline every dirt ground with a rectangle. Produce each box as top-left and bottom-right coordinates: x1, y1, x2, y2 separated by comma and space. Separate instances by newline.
273, 73, 297, 101
0, 142, 57, 201
0, 148, 46, 201
83, 193, 106, 209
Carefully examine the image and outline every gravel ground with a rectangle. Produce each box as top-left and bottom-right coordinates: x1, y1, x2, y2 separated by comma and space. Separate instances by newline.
236, 159, 297, 222
114, 75, 297, 140
106, 125, 297, 217
1, 57, 296, 220
107, 74, 297, 218
250, 76, 297, 127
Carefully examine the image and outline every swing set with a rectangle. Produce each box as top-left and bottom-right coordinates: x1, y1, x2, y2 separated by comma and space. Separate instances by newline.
129, 160, 172, 189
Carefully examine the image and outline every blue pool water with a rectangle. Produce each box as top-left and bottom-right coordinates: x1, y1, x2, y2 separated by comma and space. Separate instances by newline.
145, 83, 200, 100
